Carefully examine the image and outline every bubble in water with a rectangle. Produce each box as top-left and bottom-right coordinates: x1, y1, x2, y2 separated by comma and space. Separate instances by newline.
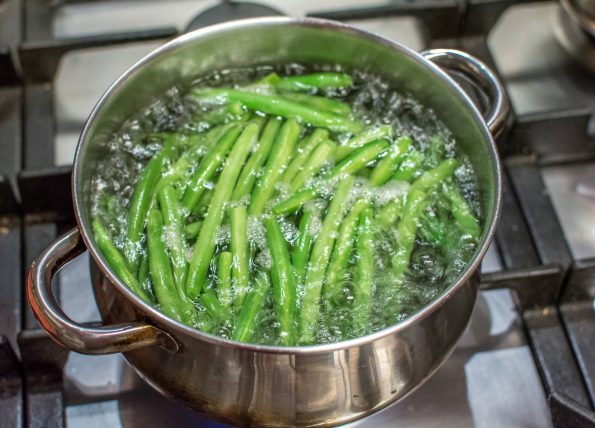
372, 180, 410, 207
215, 224, 231, 247
254, 248, 273, 271
247, 215, 268, 251
279, 217, 299, 245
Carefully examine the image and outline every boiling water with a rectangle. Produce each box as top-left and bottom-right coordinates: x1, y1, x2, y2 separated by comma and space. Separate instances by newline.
91, 65, 480, 346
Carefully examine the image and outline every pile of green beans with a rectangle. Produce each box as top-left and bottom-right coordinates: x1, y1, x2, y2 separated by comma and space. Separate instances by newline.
92, 70, 481, 346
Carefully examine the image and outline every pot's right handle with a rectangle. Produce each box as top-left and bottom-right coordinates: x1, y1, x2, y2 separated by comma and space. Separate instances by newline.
421, 49, 510, 138
27, 227, 177, 355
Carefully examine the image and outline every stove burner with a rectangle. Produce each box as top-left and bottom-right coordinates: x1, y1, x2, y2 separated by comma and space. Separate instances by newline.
554, 0, 595, 73
185, 1, 284, 32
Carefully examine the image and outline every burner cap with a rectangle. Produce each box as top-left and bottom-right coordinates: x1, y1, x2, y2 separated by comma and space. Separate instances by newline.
186, 2, 284, 32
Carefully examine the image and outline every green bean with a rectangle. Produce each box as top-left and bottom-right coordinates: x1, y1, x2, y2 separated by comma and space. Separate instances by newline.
154, 155, 191, 197
151, 132, 210, 193
232, 271, 270, 343
127, 143, 173, 268
272, 189, 317, 216
352, 206, 375, 334
393, 150, 424, 182
249, 119, 301, 215
184, 221, 202, 240
419, 201, 448, 247
147, 209, 195, 323
443, 182, 480, 240
377, 197, 404, 227
93, 218, 152, 304
157, 185, 188, 288
299, 176, 353, 344
255, 72, 353, 92
250, 113, 268, 130
335, 125, 393, 161
217, 252, 233, 309
98, 193, 122, 233
292, 210, 316, 285
154, 128, 233, 198
181, 124, 242, 212
291, 139, 336, 192
198, 290, 229, 321
230, 206, 250, 308
389, 161, 457, 277
256, 72, 280, 85
275, 72, 353, 92
391, 189, 427, 277
264, 216, 298, 345
369, 136, 412, 186
232, 118, 282, 200
410, 158, 458, 193
202, 122, 242, 152
193, 88, 363, 133
186, 123, 259, 299
329, 139, 389, 179
357, 167, 372, 178
424, 135, 447, 169
137, 252, 150, 290
199, 101, 247, 126
195, 312, 216, 334
280, 93, 351, 116
324, 199, 368, 304
192, 188, 213, 216
153, 130, 224, 197
273, 139, 389, 215
282, 129, 329, 184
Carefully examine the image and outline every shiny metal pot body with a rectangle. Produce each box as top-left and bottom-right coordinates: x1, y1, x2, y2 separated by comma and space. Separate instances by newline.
28, 18, 506, 427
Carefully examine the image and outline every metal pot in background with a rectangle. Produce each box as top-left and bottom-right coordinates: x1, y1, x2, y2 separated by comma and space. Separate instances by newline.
555, 0, 595, 73
575, 0, 595, 23
28, 18, 507, 427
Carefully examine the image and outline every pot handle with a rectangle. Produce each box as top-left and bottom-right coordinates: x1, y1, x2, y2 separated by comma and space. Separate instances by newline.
27, 227, 177, 355
420, 49, 510, 138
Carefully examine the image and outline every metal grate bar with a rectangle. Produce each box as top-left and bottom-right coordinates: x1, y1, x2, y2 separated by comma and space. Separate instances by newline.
22, 223, 58, 329
495, 171, 541, 269
20, 27, 177, 84
560, 302, 595, 408
307, 0, 462, 39
0, 216, 22, 346
507, 158, 573, 272
18, 166, 73, 220
509, 110, 595, 164
0, 335, 23, 428
23, 84, 55, 169
18, 330, 69, 428
550, 392, 595, 428
524, 308, 592, 409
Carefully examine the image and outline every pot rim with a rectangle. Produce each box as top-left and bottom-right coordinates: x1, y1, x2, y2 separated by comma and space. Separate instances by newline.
72, 16, 502, 355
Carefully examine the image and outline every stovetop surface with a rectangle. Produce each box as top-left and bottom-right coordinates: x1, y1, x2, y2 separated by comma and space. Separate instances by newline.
1, 1, 594, 427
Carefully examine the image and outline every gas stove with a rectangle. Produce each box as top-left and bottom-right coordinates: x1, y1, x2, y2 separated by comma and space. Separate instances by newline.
0, 1, 594, 427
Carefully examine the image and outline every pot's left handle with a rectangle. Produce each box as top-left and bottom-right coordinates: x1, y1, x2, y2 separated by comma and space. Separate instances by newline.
27, 227, 178, 355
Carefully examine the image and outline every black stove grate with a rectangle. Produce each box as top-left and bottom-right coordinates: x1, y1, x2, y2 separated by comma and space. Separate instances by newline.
0, 0, 594, 427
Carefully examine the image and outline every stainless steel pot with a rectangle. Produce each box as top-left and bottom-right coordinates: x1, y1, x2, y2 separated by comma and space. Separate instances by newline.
28, 18, 507, 427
